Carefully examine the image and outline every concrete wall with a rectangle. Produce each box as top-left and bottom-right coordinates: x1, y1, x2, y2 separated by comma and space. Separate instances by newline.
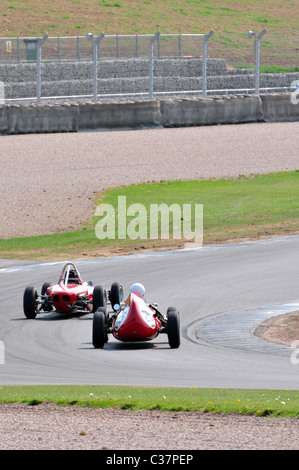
260, 93, 299, 122
5, 103, 79, 134
0, 93, 298, 135
78, 100, 161, 130
160, 95, 263, 127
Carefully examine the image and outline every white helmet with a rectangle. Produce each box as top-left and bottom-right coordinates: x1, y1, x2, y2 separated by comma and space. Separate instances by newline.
129, 283, 145, 298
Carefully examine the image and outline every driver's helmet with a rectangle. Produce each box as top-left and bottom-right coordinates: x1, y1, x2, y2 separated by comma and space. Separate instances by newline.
129, 283, 145, 298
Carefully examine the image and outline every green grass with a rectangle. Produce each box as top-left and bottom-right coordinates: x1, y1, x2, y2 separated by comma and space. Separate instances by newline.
1, 0, 297, 66
1, 0, 297, 36
1, 171, 299, 260
1, 385, 299, 417
237, 65, 299, 74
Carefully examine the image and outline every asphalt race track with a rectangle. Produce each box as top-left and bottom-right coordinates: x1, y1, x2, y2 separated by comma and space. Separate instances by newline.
1, 122, 299, 390
1, 235, 299, 390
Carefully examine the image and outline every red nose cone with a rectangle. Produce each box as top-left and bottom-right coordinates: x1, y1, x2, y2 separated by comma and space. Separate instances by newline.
51, 288, 77, 312
113, 294, 159, 341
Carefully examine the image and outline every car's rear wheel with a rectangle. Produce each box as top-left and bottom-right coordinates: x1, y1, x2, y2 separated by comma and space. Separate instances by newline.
109, 282, 124, 311
41, 282, 51, 295
167, 307, 180, 348
92, 308, 107, 348
92, 285, 107, 312
23, 286, 38, 319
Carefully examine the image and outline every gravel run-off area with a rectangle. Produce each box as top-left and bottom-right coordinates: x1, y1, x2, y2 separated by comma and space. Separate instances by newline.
1, 403, 299, 450
1, 121, 299, 450
1, 122, 299, 239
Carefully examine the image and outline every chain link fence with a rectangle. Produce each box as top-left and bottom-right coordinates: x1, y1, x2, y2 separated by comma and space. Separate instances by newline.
0, 33, 207, 62
0, 31, 298, 103
209, 30, 299, 68
1, 31, 298, 66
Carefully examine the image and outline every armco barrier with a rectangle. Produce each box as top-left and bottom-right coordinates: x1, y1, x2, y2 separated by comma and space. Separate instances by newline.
0, 94, 298, 135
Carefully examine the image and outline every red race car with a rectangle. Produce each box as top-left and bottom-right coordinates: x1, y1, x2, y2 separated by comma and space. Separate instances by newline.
23, 262, 123, 319
92, 283, 180, 349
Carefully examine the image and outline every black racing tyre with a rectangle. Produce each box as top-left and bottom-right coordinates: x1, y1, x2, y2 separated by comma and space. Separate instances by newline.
92, 308, 106, 349
92, 285, 107, 312
101, 306, 109, 343
23, 286, 38, 319
109, 282, 124, 311
166, 307, 180, 349
41, 282, 51, 295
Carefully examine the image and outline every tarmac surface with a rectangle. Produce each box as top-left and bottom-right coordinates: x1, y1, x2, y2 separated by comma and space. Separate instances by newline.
1, 121, 299, 450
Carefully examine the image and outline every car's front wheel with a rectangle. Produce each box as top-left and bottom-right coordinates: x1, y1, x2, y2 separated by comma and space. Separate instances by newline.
167, 307, 180, 348
109, 282, 124, 311
23, 286, 38, 319
92, 308, 107, 348
92, 285, 107, 312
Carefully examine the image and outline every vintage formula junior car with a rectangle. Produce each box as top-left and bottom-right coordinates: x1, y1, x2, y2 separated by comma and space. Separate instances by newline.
23, 262, 124, 319
92, 283, 180, 349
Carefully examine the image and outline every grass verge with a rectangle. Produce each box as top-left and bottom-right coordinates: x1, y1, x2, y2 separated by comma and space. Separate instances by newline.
1, 171, 299, 260
1, 0, 297, 37
1, 0, 298, 66
0, 385, 299, 417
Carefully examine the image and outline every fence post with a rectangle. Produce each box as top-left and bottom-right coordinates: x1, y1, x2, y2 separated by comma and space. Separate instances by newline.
136, 34, 139, 58
179, 34, 182, 59
248, 28, 267, 94
149, 31, 160, 99
86, 32, 105, 102
17, 37, 21, 63
116, 35, 119, 58
57, 36, 61, 62
77, 36, 81, 60
202, 29, 214, 97
36, 34, 48, 104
